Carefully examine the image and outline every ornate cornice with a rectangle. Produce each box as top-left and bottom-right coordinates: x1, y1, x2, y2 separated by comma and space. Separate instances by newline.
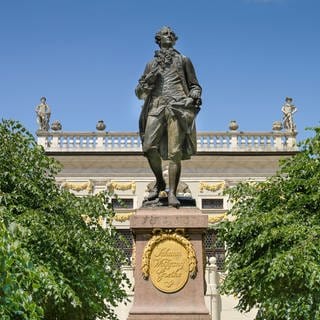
113, 212, 134, 222
61, 180, 93, 193
107, 181, 136, 194
200, 181, 225, 193
208, 213, 227, 224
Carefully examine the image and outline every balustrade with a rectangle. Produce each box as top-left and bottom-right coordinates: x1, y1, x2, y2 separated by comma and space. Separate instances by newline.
37, 130, 297, 152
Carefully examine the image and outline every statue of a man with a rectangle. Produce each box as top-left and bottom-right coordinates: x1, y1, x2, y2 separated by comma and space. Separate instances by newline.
35, 96, 51, 131
281, 97, 297, 132
136, 26, 202, 207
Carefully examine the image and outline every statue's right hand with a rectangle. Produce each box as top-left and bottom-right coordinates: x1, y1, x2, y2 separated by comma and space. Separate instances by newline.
145, 67, 159, 84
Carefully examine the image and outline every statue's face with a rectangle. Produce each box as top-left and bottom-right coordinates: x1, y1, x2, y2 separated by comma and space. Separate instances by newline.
159, 28, 175, 49
41, 98, 46, 104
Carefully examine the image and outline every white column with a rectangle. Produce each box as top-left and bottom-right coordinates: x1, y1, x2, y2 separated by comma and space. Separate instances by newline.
287, 134, 297, 149
274, 135, 283, 150
37, 136, 47, 147
206, 257, 221, 320
51, 135, 59, 149
230, 134, 238, 150
96, 133, 105, 149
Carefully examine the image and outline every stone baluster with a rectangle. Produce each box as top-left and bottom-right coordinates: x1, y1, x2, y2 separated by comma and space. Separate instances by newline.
201, 135, 207, 147
223, 135, 229, 148
197, 135, 202, 149
247, 135, 253, 147
221, 135, 227, 148
113, 136, 119, 149
206, 257, 221, 320
133, 135, 139, 148
126, 136, 131, 148
216, 135, 221, 148
75, 135, 81, 148
209, 135, 214, 148
106, 135, 112, 149
263, 136, 267, 147
80, 136, 86, 148
74, 136, 79, 147
253, 135, 259, 147
62, 135, 68, 148
88, 136, 95, 148
68, 136, 74, 147
243, 135, 248, 147
120, 136, 126, 148
266, 135, 272, 147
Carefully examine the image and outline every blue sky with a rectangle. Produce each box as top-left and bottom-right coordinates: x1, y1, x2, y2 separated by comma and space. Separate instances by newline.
1, 0, 319, 141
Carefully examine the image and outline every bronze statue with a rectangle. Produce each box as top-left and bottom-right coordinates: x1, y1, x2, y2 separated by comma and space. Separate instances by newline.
281, 97, 297, 132
136, 27, 202, 208
35, 96, 51, 131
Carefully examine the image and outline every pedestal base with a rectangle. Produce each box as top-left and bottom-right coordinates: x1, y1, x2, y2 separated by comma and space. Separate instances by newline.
128, 207, 211, 320
128, 314, 211, 320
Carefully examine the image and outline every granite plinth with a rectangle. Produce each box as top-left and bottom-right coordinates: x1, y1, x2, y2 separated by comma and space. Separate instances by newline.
128, 207, 211, 320
142, 196, 196, 208
130, 207, 208, 229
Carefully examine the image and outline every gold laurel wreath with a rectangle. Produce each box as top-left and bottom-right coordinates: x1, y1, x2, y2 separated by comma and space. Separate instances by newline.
141, 229, 197, 280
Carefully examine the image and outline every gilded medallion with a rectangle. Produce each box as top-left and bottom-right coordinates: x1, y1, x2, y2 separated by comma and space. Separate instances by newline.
149, 239, 189, 293
141, 230, 197, 294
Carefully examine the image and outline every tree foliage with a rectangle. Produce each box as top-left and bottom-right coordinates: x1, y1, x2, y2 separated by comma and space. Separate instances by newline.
0, 120, 129, 320
220, 127, 320, 320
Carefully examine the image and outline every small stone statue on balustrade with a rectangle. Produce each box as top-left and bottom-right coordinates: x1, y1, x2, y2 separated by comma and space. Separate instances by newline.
281, 97, 297, 132
35, 97, 51, 131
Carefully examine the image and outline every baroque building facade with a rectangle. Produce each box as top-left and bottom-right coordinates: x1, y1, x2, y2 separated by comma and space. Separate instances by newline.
37, 125, 298, 320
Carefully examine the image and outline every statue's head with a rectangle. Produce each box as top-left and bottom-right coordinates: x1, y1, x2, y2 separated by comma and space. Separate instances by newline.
155, 26, 178, 48
40, 96, 47, 103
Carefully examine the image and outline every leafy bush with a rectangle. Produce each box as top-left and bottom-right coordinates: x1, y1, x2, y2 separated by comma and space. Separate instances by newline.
0, 120, 129, 320
220, 127, 320, 320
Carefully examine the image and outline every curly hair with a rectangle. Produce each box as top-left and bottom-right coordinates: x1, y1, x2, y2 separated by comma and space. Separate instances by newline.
155, 26, 178, 47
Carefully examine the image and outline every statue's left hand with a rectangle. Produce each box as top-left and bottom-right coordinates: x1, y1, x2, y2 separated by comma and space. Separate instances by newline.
189, 90, 201, 99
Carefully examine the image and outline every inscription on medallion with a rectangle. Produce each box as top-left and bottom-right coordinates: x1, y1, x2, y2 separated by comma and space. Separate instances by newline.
149, 239, 189, 293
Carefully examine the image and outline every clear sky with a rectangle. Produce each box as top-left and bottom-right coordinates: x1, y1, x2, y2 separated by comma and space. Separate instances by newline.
1, 0, 319, 141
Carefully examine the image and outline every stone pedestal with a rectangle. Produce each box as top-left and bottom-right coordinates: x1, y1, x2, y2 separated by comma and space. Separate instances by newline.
128, 207, 211, 320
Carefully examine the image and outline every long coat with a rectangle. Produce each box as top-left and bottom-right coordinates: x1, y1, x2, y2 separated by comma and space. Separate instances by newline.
136, 50, 202, 160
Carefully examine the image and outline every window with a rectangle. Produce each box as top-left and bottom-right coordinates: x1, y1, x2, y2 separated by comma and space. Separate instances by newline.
115, 229, 133, 265
204, 229, 225, 271
202, 198, 224, 209
112, 198, 134, 209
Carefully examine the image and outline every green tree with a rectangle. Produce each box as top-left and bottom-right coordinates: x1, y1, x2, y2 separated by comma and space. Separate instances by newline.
0, 219, 44, 320
0, 120, 129, 320
220, 127, 320, 320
